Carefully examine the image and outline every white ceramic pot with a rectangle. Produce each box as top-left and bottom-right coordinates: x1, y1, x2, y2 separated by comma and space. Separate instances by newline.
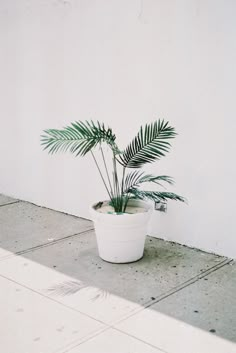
90, 199, 153, 263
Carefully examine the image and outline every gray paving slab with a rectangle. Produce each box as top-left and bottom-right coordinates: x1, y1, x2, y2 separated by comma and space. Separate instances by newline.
146, 261, 236, 342
0, 193, 18, 206
23, 232, 226, 304
0, 201, 93, 258
0, 275, 104, 353
0, 196, 234, 353
0, 230, 227, 324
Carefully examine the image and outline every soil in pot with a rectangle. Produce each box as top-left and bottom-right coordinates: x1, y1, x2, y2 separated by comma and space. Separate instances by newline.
95, 201, 148, 215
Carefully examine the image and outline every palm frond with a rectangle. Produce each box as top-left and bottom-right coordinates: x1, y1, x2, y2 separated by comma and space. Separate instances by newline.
123, 171, 174, 194
139, 174, 174, 186
118, 120, 177, 168
129, 189, 186, 203
123, 170, 144, 193
41, 120, 118, 156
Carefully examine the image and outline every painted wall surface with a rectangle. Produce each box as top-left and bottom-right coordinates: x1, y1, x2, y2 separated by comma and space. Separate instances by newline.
1, 0, 236, 257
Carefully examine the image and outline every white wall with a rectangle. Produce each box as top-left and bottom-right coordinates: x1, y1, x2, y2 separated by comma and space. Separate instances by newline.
1, 0, 236, 258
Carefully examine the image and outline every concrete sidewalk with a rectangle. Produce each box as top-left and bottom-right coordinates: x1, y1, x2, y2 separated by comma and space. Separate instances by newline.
0, 194, 235, 353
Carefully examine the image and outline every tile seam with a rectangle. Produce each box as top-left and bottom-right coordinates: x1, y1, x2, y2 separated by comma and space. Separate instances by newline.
0, 259, 229, 353
0, 200, 20, 208
0, 272, 107, 326
0, 228, 94, 262
144, 258, 233, 309
0, 256, 231, 353
108, 258, 232, 327
56, 325, 168, 353
2, 259, 229, 353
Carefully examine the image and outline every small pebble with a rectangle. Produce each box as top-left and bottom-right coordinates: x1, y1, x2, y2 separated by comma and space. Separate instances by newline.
16, 308, 24, 312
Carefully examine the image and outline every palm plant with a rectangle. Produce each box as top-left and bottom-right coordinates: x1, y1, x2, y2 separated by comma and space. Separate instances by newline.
41, 119, 185, 213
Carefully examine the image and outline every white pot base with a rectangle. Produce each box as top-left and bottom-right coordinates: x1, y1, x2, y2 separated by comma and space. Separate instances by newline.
99, 255, 144, 264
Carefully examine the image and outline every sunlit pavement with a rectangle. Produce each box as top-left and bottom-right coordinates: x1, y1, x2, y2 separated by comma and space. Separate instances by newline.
0, 194, 235, 353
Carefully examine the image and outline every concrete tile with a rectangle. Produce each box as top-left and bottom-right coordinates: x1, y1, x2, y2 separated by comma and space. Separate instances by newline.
0, 275, 104, 353
0, 194, 18, 206
145, 261, 236, 342
66, 328, 163, 353
0, 201, 93, 257
0, 231, 226, 324
116, 307, 236, 353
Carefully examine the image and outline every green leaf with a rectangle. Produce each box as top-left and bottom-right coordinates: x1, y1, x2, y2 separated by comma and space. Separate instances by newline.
118, 120, 177, 168
41, 120, 118, 156
138, 174, 174, 186
129, 189, 186, 203
123, 170, 144, 193
123, 171, 174, 194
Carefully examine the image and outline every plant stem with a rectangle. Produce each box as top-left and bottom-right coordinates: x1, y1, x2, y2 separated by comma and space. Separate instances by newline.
113, 154, 121, 212
121, 167, 126, 212
112, 158, 117, 210
123, 193, 130, 212
121, 167, 126, 194
100, 146, 113, 198
91, 151, 112, 200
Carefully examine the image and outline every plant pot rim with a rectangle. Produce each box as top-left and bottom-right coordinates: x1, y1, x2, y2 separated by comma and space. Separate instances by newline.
90, 199, 153, 218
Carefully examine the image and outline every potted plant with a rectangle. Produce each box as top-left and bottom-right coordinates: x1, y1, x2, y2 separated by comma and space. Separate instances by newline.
41, 119, 185, 263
